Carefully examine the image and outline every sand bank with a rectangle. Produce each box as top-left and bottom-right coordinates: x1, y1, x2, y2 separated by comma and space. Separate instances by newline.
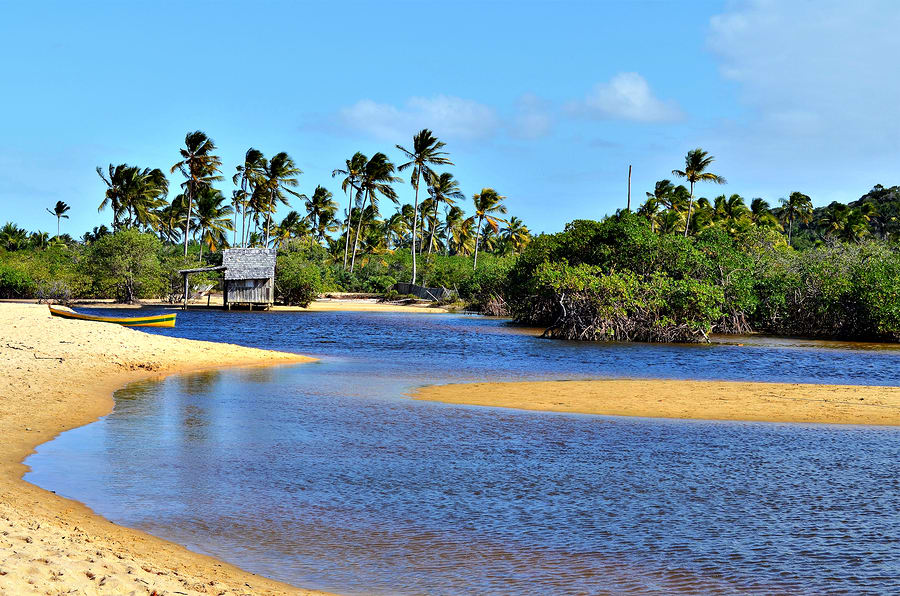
414, 378, 900, 426
0, 303, 326, 595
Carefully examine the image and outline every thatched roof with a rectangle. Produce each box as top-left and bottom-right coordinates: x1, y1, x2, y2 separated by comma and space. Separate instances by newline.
223, 248, 276, 281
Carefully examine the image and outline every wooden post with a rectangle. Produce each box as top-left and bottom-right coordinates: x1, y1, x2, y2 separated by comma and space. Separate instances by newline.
183, 273, 188, 311
627, 164, 632, 212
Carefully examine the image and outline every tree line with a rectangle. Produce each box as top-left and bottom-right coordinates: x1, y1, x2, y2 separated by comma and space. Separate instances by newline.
81, 129, 532, 277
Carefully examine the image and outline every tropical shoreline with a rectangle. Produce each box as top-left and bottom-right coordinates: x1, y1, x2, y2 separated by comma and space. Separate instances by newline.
0, 303, 327, 595
413, 378, 900, 426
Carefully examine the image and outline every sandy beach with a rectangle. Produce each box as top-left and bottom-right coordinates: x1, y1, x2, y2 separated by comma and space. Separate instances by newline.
0, 303, 325, 595
415, 378, 900, 426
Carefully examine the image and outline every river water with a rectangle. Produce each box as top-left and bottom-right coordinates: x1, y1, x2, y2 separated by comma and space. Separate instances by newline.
25, 309, 900, 594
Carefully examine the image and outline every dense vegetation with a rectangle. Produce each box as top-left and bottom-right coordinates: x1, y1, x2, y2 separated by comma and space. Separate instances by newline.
5, 141, 900, 343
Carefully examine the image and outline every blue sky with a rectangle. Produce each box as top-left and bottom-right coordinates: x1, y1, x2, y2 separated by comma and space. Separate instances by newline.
2, 0, 899, 237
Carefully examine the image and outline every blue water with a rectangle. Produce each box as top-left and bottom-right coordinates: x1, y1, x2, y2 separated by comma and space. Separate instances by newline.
25, 309, 900, 594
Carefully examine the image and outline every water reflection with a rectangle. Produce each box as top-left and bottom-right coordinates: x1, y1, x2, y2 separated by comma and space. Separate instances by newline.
25, 311, 900, 595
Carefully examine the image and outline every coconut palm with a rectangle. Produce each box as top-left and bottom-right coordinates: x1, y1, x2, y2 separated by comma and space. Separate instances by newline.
714, 194, 750, 224
501, 216, 531, 254
425, 172, 465, 256
470, 188, 508, 269
273, 210, 312, 248
232, 148, 266, 248
193, 187, 234, 261
383, 211, 408, 250
672, 148, 726, 237
332, 152, 367, 269
45, 201, 70, 238
778, 191, 813, 246
305, 185, 338, 242
0, 222, 28, 250
171, 131, 223, 256
96, 165, 168, 230
350, 153, 400, 272
29, 231, 50, 249
750, 198, 782, 229
396, 129, 453, 284
258, 152, 303, 246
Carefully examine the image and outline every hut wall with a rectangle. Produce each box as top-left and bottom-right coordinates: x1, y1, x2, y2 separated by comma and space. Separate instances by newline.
225, 278, 273, 304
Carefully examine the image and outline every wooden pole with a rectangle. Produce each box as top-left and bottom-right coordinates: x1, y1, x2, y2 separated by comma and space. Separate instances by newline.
627, 165, 632, 212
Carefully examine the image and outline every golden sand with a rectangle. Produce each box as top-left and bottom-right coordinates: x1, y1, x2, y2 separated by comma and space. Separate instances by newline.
414, 378, 900, 426
0, 303, 327, 595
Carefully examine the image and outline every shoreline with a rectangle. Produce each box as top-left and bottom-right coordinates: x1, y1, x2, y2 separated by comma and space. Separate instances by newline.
414, 378, 900, 426
0, 297, 449, 314
0, 303, 328, 595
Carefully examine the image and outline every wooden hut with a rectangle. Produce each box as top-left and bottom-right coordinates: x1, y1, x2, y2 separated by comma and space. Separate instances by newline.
223, 248, 276, 309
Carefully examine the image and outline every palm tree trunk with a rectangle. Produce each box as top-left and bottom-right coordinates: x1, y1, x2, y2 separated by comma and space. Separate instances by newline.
264, 193, 273, 247
350, 189, 369, 273
411, 170, 420, 284
342, 205, 351, 270
57, 217, 60, 239
199, 229, 204, 263
683, 182, 694, 238
789, 214, 793, 246
427, 209, 438, 256
473, 217, 483, 270
183, 187, 192, 257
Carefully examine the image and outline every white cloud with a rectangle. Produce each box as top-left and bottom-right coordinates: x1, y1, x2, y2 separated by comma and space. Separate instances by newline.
704, 0, 900, 201
339, 95, 500, 141
510, 93, 554, 139
708, 0, 900, 154
569, 73, 684, 123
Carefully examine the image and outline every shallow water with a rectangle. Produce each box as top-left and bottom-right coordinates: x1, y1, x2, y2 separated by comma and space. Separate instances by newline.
25, 310, 900, 594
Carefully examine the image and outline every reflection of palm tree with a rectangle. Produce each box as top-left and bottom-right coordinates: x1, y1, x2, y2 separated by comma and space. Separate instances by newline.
171, 131, 222, 256
46, 201, 70, 238
396, 129, 453, 283
469, 188, 507, 269
779, 191, 813, 246
672, 148, 726, 237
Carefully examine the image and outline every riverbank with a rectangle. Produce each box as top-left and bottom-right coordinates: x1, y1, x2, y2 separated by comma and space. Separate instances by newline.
1, 297, 449, 314
0, 303, 325, 595
414, 378, 900, 426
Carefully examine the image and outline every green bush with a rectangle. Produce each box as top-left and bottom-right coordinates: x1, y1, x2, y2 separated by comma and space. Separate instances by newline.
0, 260, 35, 298
276, 252, 324, 306
84, 230, 165, 303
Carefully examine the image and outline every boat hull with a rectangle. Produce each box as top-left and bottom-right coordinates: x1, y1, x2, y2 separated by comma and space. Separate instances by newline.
48, 306, 176, 328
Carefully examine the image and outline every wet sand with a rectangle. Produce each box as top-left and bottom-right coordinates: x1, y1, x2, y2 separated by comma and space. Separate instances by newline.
414, 378, 900, 426
0, 303, 326, 595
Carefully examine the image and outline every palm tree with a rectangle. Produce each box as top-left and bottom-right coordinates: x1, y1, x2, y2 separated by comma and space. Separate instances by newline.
305, 185, 338, 242
470, 188, 508, 270
259, 152, 303, 246
233, 148, 265, 247
273, 210, 312, 248
425, 172, 465, 256
96, 165, 168, 230
396, 129, 453, 284
29, 231, 50, 249
672, 148, 726, 237
714, 194, 750, 224
637, 197, 662, 233
193, 187, 234, 261
779, 191, 813, 246
351, 153, 400, 272
171, 131, 222, 256
750, 198, 782, 229
0, 223, 28, 250
501, 216, 531, 253
46, 201, 70, 238
332, 152, 367, 269
383, 210, 408, 250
